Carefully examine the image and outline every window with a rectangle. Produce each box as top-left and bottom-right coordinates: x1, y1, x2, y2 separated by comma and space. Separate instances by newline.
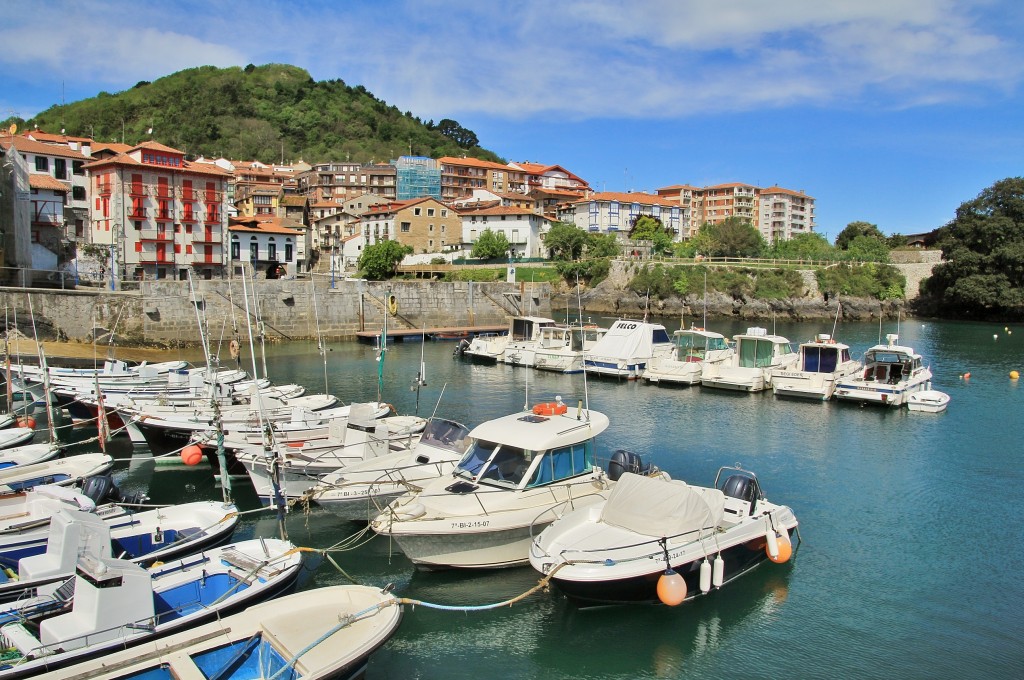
75, 220, 84, 237
401, 221, 411, 233
231, 239, 240, 260
428, 224, 434, 232
427, 208, 435, 217
268, 238, 277, 261
285, 242, 293, 262
72, 185, 86, 201
134, 221, 142, 231
414, 207, 421, 216
441, 209, 448, 217
35, 156, 48, 172
72, 161, 84, 175
249, 239, 258, 261
54, 158, 67, 180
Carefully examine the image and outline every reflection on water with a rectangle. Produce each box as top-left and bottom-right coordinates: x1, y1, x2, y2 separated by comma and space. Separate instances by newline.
28, 317, 1024, 679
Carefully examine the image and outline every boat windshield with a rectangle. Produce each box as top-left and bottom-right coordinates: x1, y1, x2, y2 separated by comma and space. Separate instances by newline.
418, 418, 471, 455
456, 439, 497, 479
802, 346, 839, 373
478, 446, 531, 488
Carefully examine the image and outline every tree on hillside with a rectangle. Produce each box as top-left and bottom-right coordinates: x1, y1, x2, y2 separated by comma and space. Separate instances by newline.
471, 229, 511, 260
702, 217, 766, 258
921, 177, 1024, 319
544, 222, 589, 260
629, 215, 674, 255
835, 221, 885, 249
766, 232, 835, 260
434, 119, 479, 149
359, 240, 413, 280
587, 232, 621, 258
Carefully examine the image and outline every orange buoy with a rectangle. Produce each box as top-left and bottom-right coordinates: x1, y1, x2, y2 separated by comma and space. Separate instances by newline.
768, 532, 793, 564
532, 401, 568, 416
180, 444, 204, 466
1011, 370, 1020, 380
963, 372, 971, 380
16, 417, 36, 429
657, 569, 687, 606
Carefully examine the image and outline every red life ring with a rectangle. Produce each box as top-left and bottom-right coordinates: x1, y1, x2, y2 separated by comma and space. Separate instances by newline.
532, 402, 568, 416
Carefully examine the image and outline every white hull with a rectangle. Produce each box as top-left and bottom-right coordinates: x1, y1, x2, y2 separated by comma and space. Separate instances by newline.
834, 374, 931, 406
907, 390, 950, 412
701, 366, 769, 392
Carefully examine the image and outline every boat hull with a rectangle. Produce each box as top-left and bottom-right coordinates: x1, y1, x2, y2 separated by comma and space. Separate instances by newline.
387, 523, 551, 570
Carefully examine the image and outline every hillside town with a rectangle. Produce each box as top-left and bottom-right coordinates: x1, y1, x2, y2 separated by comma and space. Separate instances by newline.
0, 128, 815, 285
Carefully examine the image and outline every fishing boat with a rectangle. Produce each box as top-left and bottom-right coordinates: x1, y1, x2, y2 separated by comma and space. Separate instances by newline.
772, 334, 862, 400
0, 537, 302, 678
461, 316, 554, 364
529, 324, 607, 374
0, 482, 238, 589
528, 465, 799, 606
834, 334, 933, 407
26, 584, 403, 680
0, 454, 112, 494
310, 417, 473, 521
700, 327, 798, 392
644, 327, 733, 386
371, 399, 653, 569
907, 389, 950, 413
583, 319, 673, 380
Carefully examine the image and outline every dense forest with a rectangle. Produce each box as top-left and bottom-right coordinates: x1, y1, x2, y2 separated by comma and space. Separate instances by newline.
7, 64, 502, 164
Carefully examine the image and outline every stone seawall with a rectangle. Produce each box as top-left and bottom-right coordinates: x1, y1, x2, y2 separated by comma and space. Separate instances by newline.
0, 279, 553, 344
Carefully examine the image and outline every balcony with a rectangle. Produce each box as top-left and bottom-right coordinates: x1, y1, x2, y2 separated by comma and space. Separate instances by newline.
190, 252, 224, 264
203, 213, 222, 224
190, 235, 222, 245
129, 186, 146, 198
128, 208, 147, 219
138, 230, 173, 242
138, 253, 172, 264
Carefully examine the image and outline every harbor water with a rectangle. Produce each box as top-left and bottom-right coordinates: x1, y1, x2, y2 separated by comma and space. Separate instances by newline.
48, 317, 1024, 679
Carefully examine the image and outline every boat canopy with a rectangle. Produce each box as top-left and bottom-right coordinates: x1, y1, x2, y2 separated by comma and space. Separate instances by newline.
802, 345, 844, 373
737, 337, 792, 368
587, 320, 670, 361
599, 473, 724, 538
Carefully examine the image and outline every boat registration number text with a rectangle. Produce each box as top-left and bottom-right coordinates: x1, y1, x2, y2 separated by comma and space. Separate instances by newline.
450, 520, 490, 529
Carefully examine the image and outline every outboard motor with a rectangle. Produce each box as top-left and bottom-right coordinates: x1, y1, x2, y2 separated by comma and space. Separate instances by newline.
608, 449, 651, 482
720, 474, 758, 513
80, 474, 120, 505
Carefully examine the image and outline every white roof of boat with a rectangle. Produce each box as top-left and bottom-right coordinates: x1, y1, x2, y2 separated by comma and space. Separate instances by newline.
864, 343, 921, 358
468, 406, 609, 450
675, 328, 726, 339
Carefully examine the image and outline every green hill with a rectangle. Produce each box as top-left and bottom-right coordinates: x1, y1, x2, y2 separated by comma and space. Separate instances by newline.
15, 63, 502, 164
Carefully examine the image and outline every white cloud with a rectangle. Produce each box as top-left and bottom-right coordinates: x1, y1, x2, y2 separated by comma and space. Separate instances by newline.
2, 0, 1020, 120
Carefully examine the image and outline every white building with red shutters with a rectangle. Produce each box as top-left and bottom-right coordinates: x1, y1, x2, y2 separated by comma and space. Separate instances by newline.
84, 141, 231, 281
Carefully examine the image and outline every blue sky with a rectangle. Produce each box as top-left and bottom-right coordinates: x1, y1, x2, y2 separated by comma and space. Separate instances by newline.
3, 0, 1022, 240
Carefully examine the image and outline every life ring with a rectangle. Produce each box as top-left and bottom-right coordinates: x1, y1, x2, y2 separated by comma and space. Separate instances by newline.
532, 402, 568, 416
229, 339, 240, 359
387, 294, 398, 315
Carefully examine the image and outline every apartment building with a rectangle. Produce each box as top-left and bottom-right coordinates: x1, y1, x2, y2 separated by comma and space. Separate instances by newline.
84, 141, 231, 281
299, 162, 397, 203
758, 186, 815, 242
228, 215, 306, 278
558, 191, 683, 237
360, 197, 460, 254
509, 161, 590, 197
438, 157, 529, 201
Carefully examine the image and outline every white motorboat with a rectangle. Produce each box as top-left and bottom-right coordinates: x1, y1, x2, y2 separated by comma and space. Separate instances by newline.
529, 465, 799, 606
583, 319, 673, 380
0, 536, 302, 678
371, 399, 652, 569
27, 585, 403, 680
0, 453, 112, 495
0, 442, 61, 470
834, 334, 933, 407
701, 327, 798, 392
644, 327, 733, 385
772, 333, 863, 400
907, 389, 950, 413
310, 417, 473, 521
502, 322, 606, 373
0, 414, 15, 430
462, 315, 555, 364
236, 407, 427, 501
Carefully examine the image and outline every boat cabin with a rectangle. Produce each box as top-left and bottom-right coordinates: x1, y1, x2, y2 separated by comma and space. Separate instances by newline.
537, 325, 605, 352
674, 330, 729, 362
735, 328, 794, 368
862, 349, 920, 384
508, 316, 556, 342
800, 341, 852, 374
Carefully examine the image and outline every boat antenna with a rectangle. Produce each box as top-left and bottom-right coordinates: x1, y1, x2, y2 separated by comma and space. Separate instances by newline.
702, 270, 708, 330
576, 273, 591, 417
186, 271, 214, 393
310, 278, 329, 394
376, 291, 389, 405
412, 324, 427, 415
831, 301, 841, 340
429, 382, 447, 419
4, 304, 12, 410
26, 294, 57, 442
878, 314, 883, 344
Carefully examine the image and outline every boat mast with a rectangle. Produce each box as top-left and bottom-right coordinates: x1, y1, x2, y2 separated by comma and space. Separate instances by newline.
310, 278, 329, 395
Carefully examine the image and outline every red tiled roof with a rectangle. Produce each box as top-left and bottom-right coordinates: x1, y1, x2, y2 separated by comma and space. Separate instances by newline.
83, 153, 232, 177
0, 135, 88, 159
760, 186, 814, 199
132, 140, 183, 154
438, 156, 510, 172
92, 142, 133, 155
228, 216, 305, 235
28, 174, 69, 192
571, 192, 678, 207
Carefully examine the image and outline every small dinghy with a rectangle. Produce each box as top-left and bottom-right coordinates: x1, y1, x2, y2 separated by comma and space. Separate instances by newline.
0, 428, 33, 452
0, 536, 303, 678
907, 389, 950, 413
26, 584, 402, 680
0, 454, 112, 495
529, 465, 799, 606
0, 483, 239, 600
0, 443, 61, 471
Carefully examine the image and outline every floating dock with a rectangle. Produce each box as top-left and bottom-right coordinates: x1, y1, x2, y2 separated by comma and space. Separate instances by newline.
355, 325, 507, 343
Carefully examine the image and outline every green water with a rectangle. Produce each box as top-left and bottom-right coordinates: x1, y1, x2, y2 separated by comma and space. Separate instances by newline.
69, 317, 1024, 679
